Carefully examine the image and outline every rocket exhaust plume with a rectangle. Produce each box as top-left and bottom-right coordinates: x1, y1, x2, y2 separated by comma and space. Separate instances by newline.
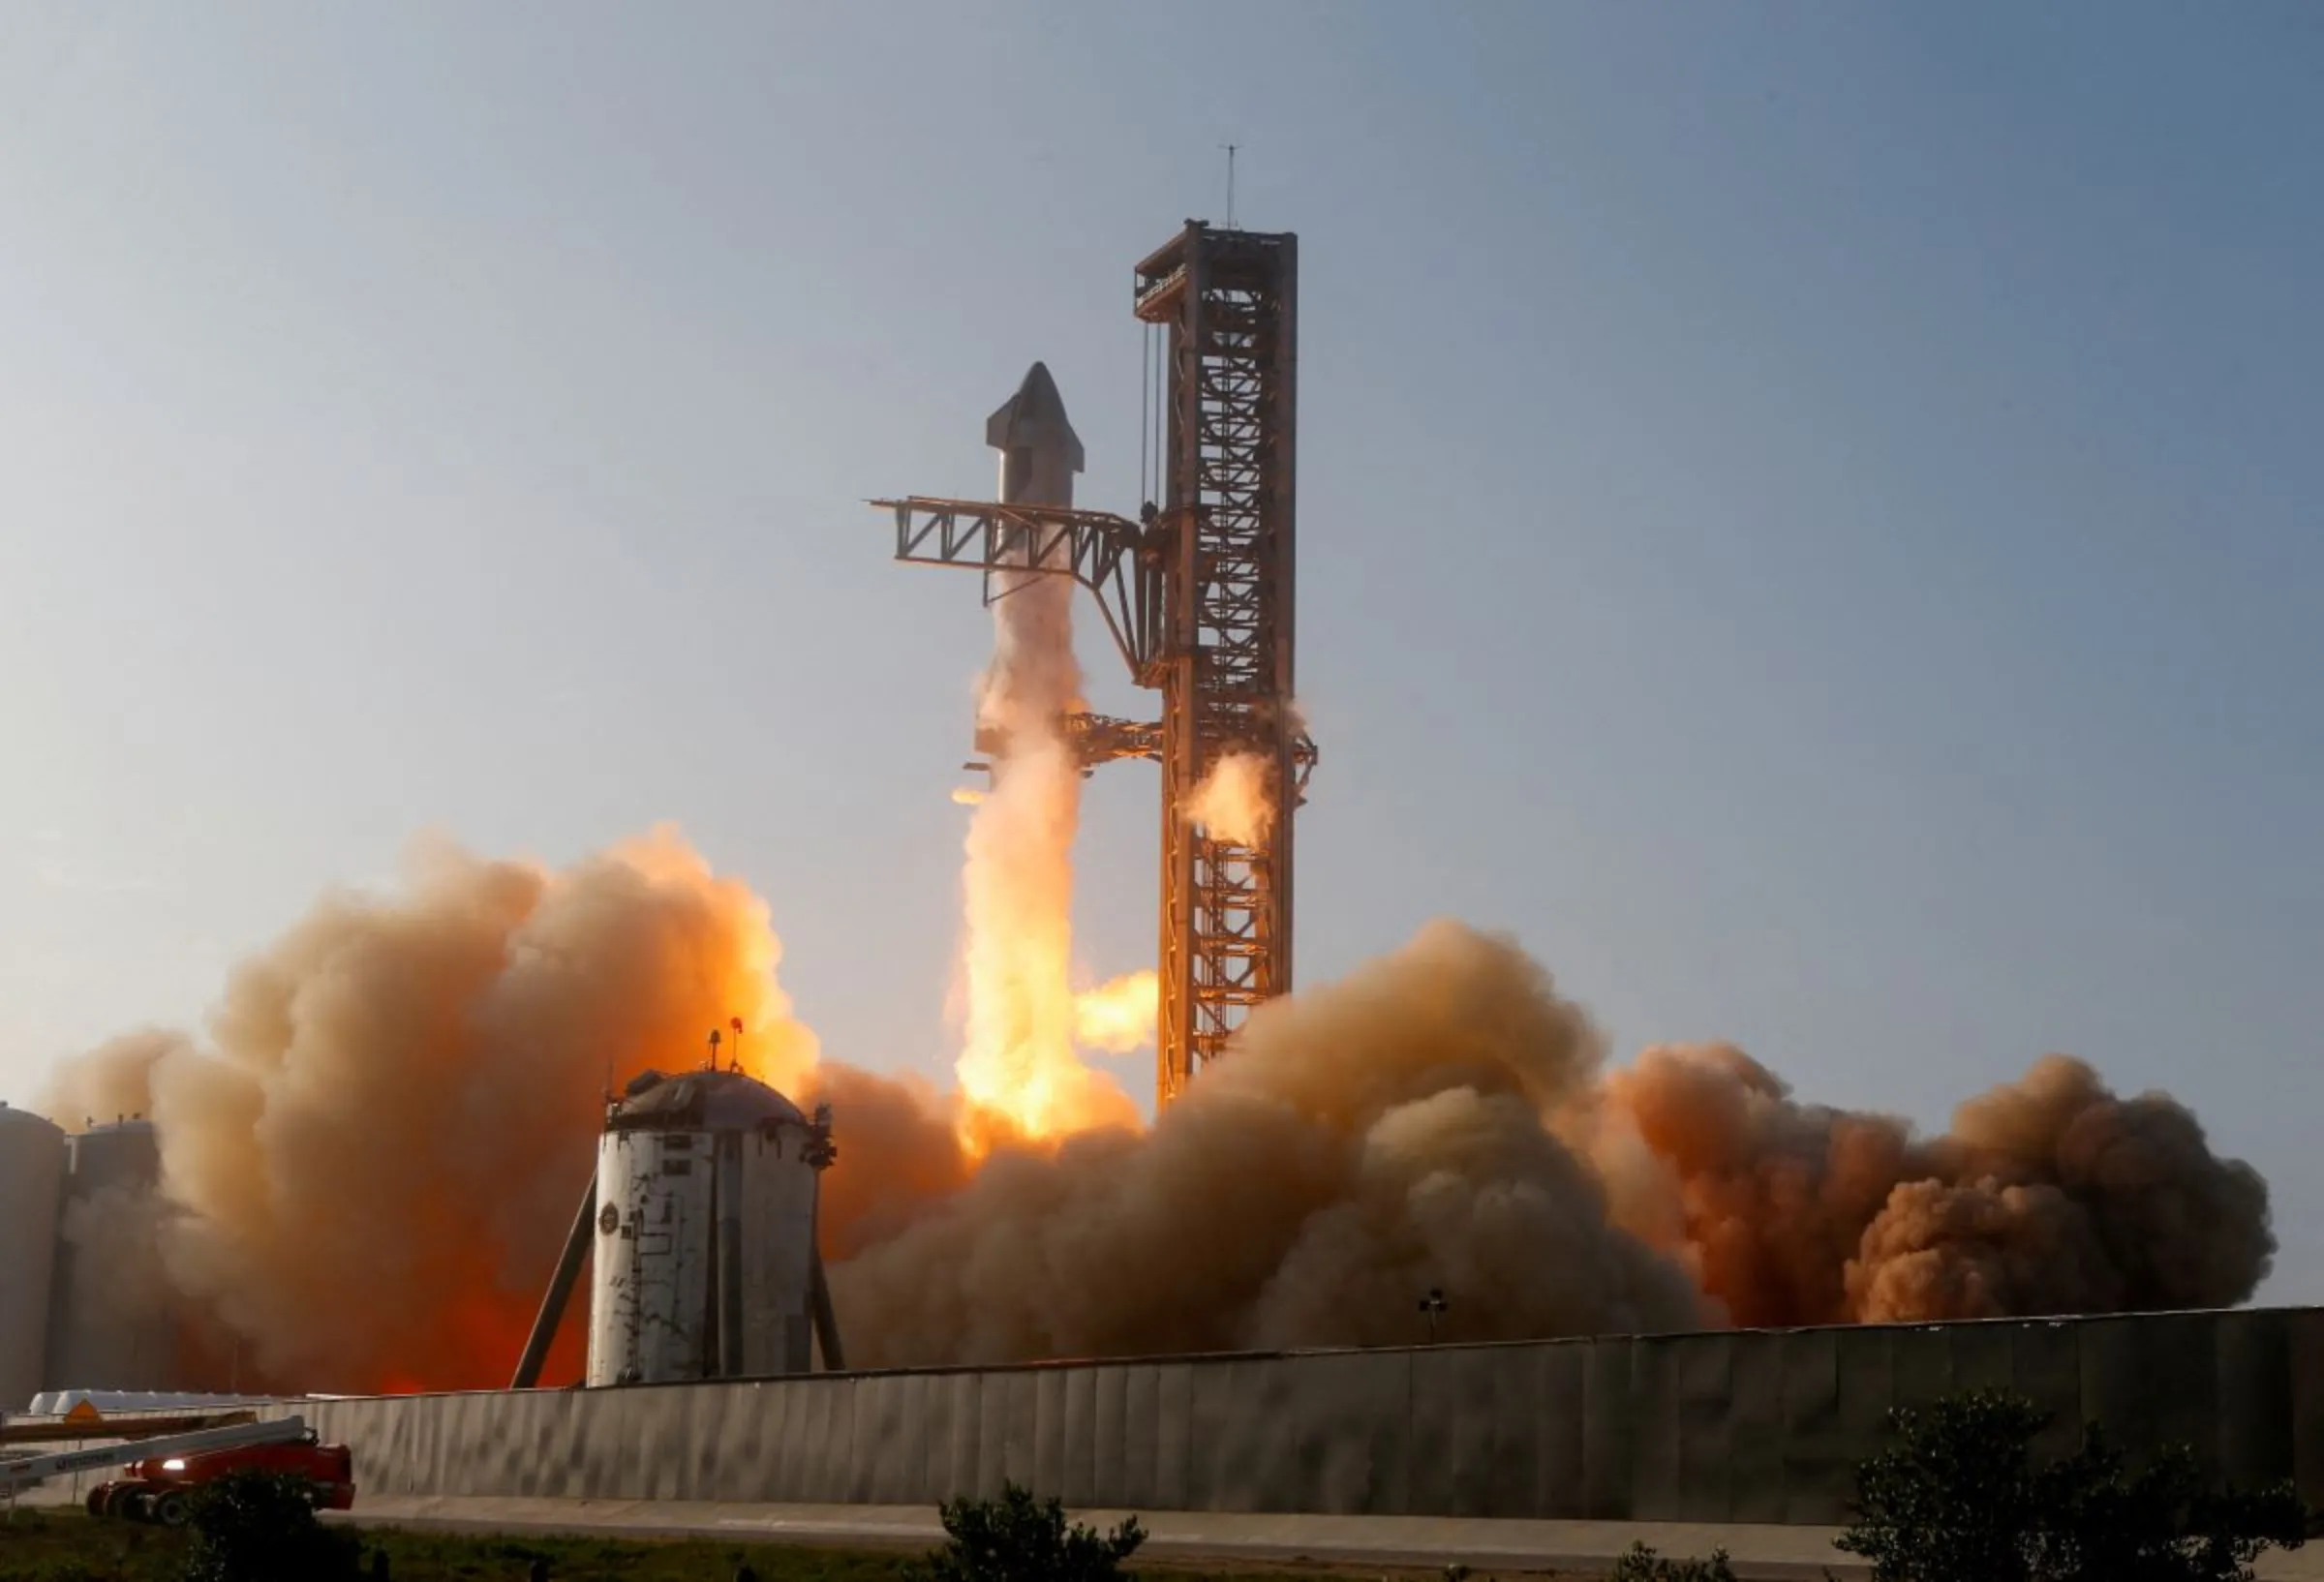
951, 363, 1142, 1144
1072, 970, 1159, 1056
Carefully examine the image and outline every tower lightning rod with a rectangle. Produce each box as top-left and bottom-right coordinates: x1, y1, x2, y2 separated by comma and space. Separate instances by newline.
1221, 143, 1238, 229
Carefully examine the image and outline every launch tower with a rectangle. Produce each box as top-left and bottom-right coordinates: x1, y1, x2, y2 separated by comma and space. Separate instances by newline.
877, 221, 1312, 1108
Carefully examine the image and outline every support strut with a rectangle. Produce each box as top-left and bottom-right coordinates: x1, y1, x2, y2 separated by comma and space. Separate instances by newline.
511, 1175, 596, 1390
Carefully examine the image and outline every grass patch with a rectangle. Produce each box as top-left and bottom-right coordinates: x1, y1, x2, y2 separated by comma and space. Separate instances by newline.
0, 1509, 907, 1582
0, 1509, 1521, 1582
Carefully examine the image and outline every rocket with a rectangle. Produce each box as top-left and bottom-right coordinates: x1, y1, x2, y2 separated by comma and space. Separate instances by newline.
989, 360, 1083, 510
963, 362, 1086, 785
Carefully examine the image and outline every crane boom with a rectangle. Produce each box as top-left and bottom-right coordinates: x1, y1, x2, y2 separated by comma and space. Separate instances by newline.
0, 1415, 310, 1500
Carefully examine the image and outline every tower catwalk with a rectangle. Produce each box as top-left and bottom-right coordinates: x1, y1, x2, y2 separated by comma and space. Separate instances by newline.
876, 221, 1313, 1111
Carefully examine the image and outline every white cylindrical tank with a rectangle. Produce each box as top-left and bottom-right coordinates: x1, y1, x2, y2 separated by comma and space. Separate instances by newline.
44, 1119, 183, 1394
585, 1069, 832, 1386
0, 1104, 68, 1410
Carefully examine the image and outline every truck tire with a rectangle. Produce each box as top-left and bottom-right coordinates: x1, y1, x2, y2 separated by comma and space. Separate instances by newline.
85, 1485, 110, 1520
152, 1489, 190, 1528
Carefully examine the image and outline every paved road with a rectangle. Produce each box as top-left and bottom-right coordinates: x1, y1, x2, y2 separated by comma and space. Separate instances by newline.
24, 1468, 2324, 1579
331, 1496, 1860, 1579
330, 1495, 2324, 1581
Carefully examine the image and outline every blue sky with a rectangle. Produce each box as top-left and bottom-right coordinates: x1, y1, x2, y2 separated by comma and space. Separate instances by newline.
3, 3, 2318, 1293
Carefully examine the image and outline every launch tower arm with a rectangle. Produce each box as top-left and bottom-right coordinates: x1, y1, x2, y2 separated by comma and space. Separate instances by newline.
1063, 713, 1318, 797
1071, 712, 1164, 766
872, 497, 1169, 686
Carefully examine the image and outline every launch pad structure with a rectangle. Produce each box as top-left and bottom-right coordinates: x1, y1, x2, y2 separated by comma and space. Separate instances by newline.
876, 221, 1315, 1108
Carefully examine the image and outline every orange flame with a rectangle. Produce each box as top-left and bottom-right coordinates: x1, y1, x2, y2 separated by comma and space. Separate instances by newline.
950, 549, 1142, 1147
1073, 970, 1158, 1054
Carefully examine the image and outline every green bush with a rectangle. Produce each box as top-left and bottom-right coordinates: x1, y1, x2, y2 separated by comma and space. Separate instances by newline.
906, 1482, 1145, 1582
1838, 1387, 2050, 1582
1608, 1539, 1738, 1581
2030, 1424, 2307, 1582
1836, 1386, 2309, 1582
178, 1470, 362, 1582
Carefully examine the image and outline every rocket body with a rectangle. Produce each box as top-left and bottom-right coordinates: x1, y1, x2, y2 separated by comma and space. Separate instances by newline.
989, 361, 1083, 509
972, 362, 1087, 772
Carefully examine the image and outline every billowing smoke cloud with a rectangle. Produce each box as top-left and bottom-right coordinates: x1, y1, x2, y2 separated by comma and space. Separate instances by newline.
1585, 1042, 2273, 1328
32, 839, 2272, 1390
37, 829, 822, 1393
39, 1027, 183, 1133
1587, 1043, 1926, 1326
46, 1182, 192, 1388
833, 922, 1708, 1365
1848, 1054, 2274, 1322
800, 1062, 975, 1263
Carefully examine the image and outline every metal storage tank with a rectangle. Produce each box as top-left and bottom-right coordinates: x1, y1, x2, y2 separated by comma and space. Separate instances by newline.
585, 1068, 836, 1385
44, 1118, 183, 1393
0, 1104, 68, 1409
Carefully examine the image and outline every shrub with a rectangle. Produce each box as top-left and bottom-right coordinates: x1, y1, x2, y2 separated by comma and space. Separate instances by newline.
1838, 1386, 2050, 1582
1608, 1539, 1739, 1581
1836, 1386, 2309, 1582
906, 1482, 1146, 1582
178, 1470, 362, 1582
2031, 1424, 2307, 1582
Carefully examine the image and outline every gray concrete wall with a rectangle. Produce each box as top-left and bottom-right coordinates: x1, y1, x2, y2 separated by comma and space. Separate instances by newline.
270, 1307, 2324, 1525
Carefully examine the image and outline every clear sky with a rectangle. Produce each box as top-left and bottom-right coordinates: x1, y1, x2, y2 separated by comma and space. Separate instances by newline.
3, 4, 2319, 1294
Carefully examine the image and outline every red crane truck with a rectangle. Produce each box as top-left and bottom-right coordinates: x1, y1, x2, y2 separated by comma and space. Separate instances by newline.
0, 1415, 353, 1528
87, 1426, 356, 1526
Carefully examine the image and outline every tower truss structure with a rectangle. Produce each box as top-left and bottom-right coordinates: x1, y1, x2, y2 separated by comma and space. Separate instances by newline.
875, 222, 1310, 1110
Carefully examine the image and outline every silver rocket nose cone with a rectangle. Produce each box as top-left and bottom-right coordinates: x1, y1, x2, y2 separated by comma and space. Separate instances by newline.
986, 360, 1085, 472
1012, 361, 1067, 423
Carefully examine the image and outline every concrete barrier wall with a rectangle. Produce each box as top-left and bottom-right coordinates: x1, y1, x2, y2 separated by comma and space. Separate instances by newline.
271, 1307, 2324, 1526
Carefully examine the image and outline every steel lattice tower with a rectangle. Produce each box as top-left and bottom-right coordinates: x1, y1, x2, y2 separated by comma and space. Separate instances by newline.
875, 222, 1312, 1111
1136, 224, 1302, 1102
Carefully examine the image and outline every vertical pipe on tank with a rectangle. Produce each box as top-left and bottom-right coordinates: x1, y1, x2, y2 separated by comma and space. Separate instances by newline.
714, 1131, 745, 1378
810, 1247, 845, 1372
805, 1110, 843, 1371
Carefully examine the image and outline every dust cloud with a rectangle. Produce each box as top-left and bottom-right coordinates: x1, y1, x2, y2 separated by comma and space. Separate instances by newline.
833, 921, 1708, 1365
1849, 1053, 2274, 1322
1584, 1041, 2272, 1329
32, 837, 2272, 1389
36, 830, 821, 1393
45, 1182, 191, 1388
